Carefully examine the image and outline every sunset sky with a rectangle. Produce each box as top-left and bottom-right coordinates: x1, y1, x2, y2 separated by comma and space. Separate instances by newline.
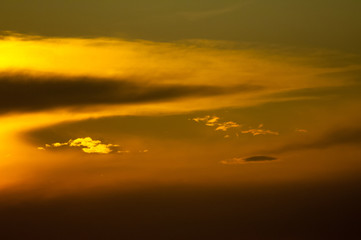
1, 1, 361, 239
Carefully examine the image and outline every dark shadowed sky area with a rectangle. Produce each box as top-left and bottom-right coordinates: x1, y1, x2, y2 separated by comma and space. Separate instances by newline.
0, 1, 361, 239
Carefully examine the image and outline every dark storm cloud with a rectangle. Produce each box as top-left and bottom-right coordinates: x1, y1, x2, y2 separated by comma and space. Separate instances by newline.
0, 73, 262, 114
244, 156, 277, 162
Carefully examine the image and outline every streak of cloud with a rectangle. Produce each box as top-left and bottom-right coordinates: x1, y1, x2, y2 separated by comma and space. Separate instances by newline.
221, 155, 278, 165
0, 73, 261, 114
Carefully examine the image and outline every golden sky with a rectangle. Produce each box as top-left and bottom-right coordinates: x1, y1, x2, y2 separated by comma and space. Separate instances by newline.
0, 1, 361, 239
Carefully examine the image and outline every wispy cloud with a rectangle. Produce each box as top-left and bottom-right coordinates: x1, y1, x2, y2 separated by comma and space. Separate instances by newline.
241, 124, 279, 136
215, 122, 241, 131
221, 155, 278, 165
192, 116, 278, 136
192, 115, 241, 131
295, 128, 308, 133
192, 116, 219, 126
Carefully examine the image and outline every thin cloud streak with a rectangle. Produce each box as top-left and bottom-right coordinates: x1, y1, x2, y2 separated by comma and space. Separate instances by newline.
221, 155, 278, 165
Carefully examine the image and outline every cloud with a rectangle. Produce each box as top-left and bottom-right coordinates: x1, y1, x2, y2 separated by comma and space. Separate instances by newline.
244, 156, 278, 162
241, 129, 279, 136
0, 73, 261, 114
0, 33, 352, 121
221, 155, 278, 165
295, 129, 308, 133
240, 123, 279, 136
192, 115, 220, 127
192, 116, 241, 131
192, 116, 278, 136
42, 137, 121, 154
215, 121, 240, 131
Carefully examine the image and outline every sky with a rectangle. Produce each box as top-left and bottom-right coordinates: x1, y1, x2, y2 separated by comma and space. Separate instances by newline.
0, 1, 361, 239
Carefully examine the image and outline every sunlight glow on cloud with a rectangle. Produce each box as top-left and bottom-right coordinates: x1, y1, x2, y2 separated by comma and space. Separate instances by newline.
192, 116, 277, 136
43, 137, 120, 154
241, 128, 279, 136
192, 116, 241, 131
215, 121, 240, 131
0, 32, 354, 135
192, 116, 220, 126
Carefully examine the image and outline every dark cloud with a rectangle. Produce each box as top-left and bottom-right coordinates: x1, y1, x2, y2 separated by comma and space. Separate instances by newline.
244, 156, 277, 162
0, 73, 262, 114
221, 155, 278, 165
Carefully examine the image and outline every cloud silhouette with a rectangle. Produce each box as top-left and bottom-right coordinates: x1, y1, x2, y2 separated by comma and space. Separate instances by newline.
0, 73, 262, 114
221, 155, 277, 165
244, 156, 278, 162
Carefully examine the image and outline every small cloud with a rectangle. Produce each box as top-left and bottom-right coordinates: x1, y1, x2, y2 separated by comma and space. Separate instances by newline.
221, 155, 278, 165
244, 156, 278, 162
192, 115, 220, 126
215, 121, 240, 131
224, 134, 230, 138
192, 116, 240, 131
44, 137, 121, 154
192, 116, 211, 123
295, 128, 308, 133
80, 143, 113, 154
206, 116, 220, 124
52, 142, 68, 147
118, 150, 131, 154
37, 147, 45, 150
241, 125, 279, 136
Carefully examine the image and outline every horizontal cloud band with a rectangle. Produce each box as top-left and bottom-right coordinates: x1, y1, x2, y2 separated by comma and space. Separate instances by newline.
0, 73, 262, 114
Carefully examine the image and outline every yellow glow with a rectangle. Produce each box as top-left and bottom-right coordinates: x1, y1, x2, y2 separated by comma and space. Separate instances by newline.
1, 33, 361, 198
0, 33, 352, 89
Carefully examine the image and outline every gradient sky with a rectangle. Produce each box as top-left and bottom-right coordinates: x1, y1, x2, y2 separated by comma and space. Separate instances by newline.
1, 1, 361, 239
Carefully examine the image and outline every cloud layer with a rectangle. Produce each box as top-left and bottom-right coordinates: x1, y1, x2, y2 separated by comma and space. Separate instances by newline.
0, 73, 261, 114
